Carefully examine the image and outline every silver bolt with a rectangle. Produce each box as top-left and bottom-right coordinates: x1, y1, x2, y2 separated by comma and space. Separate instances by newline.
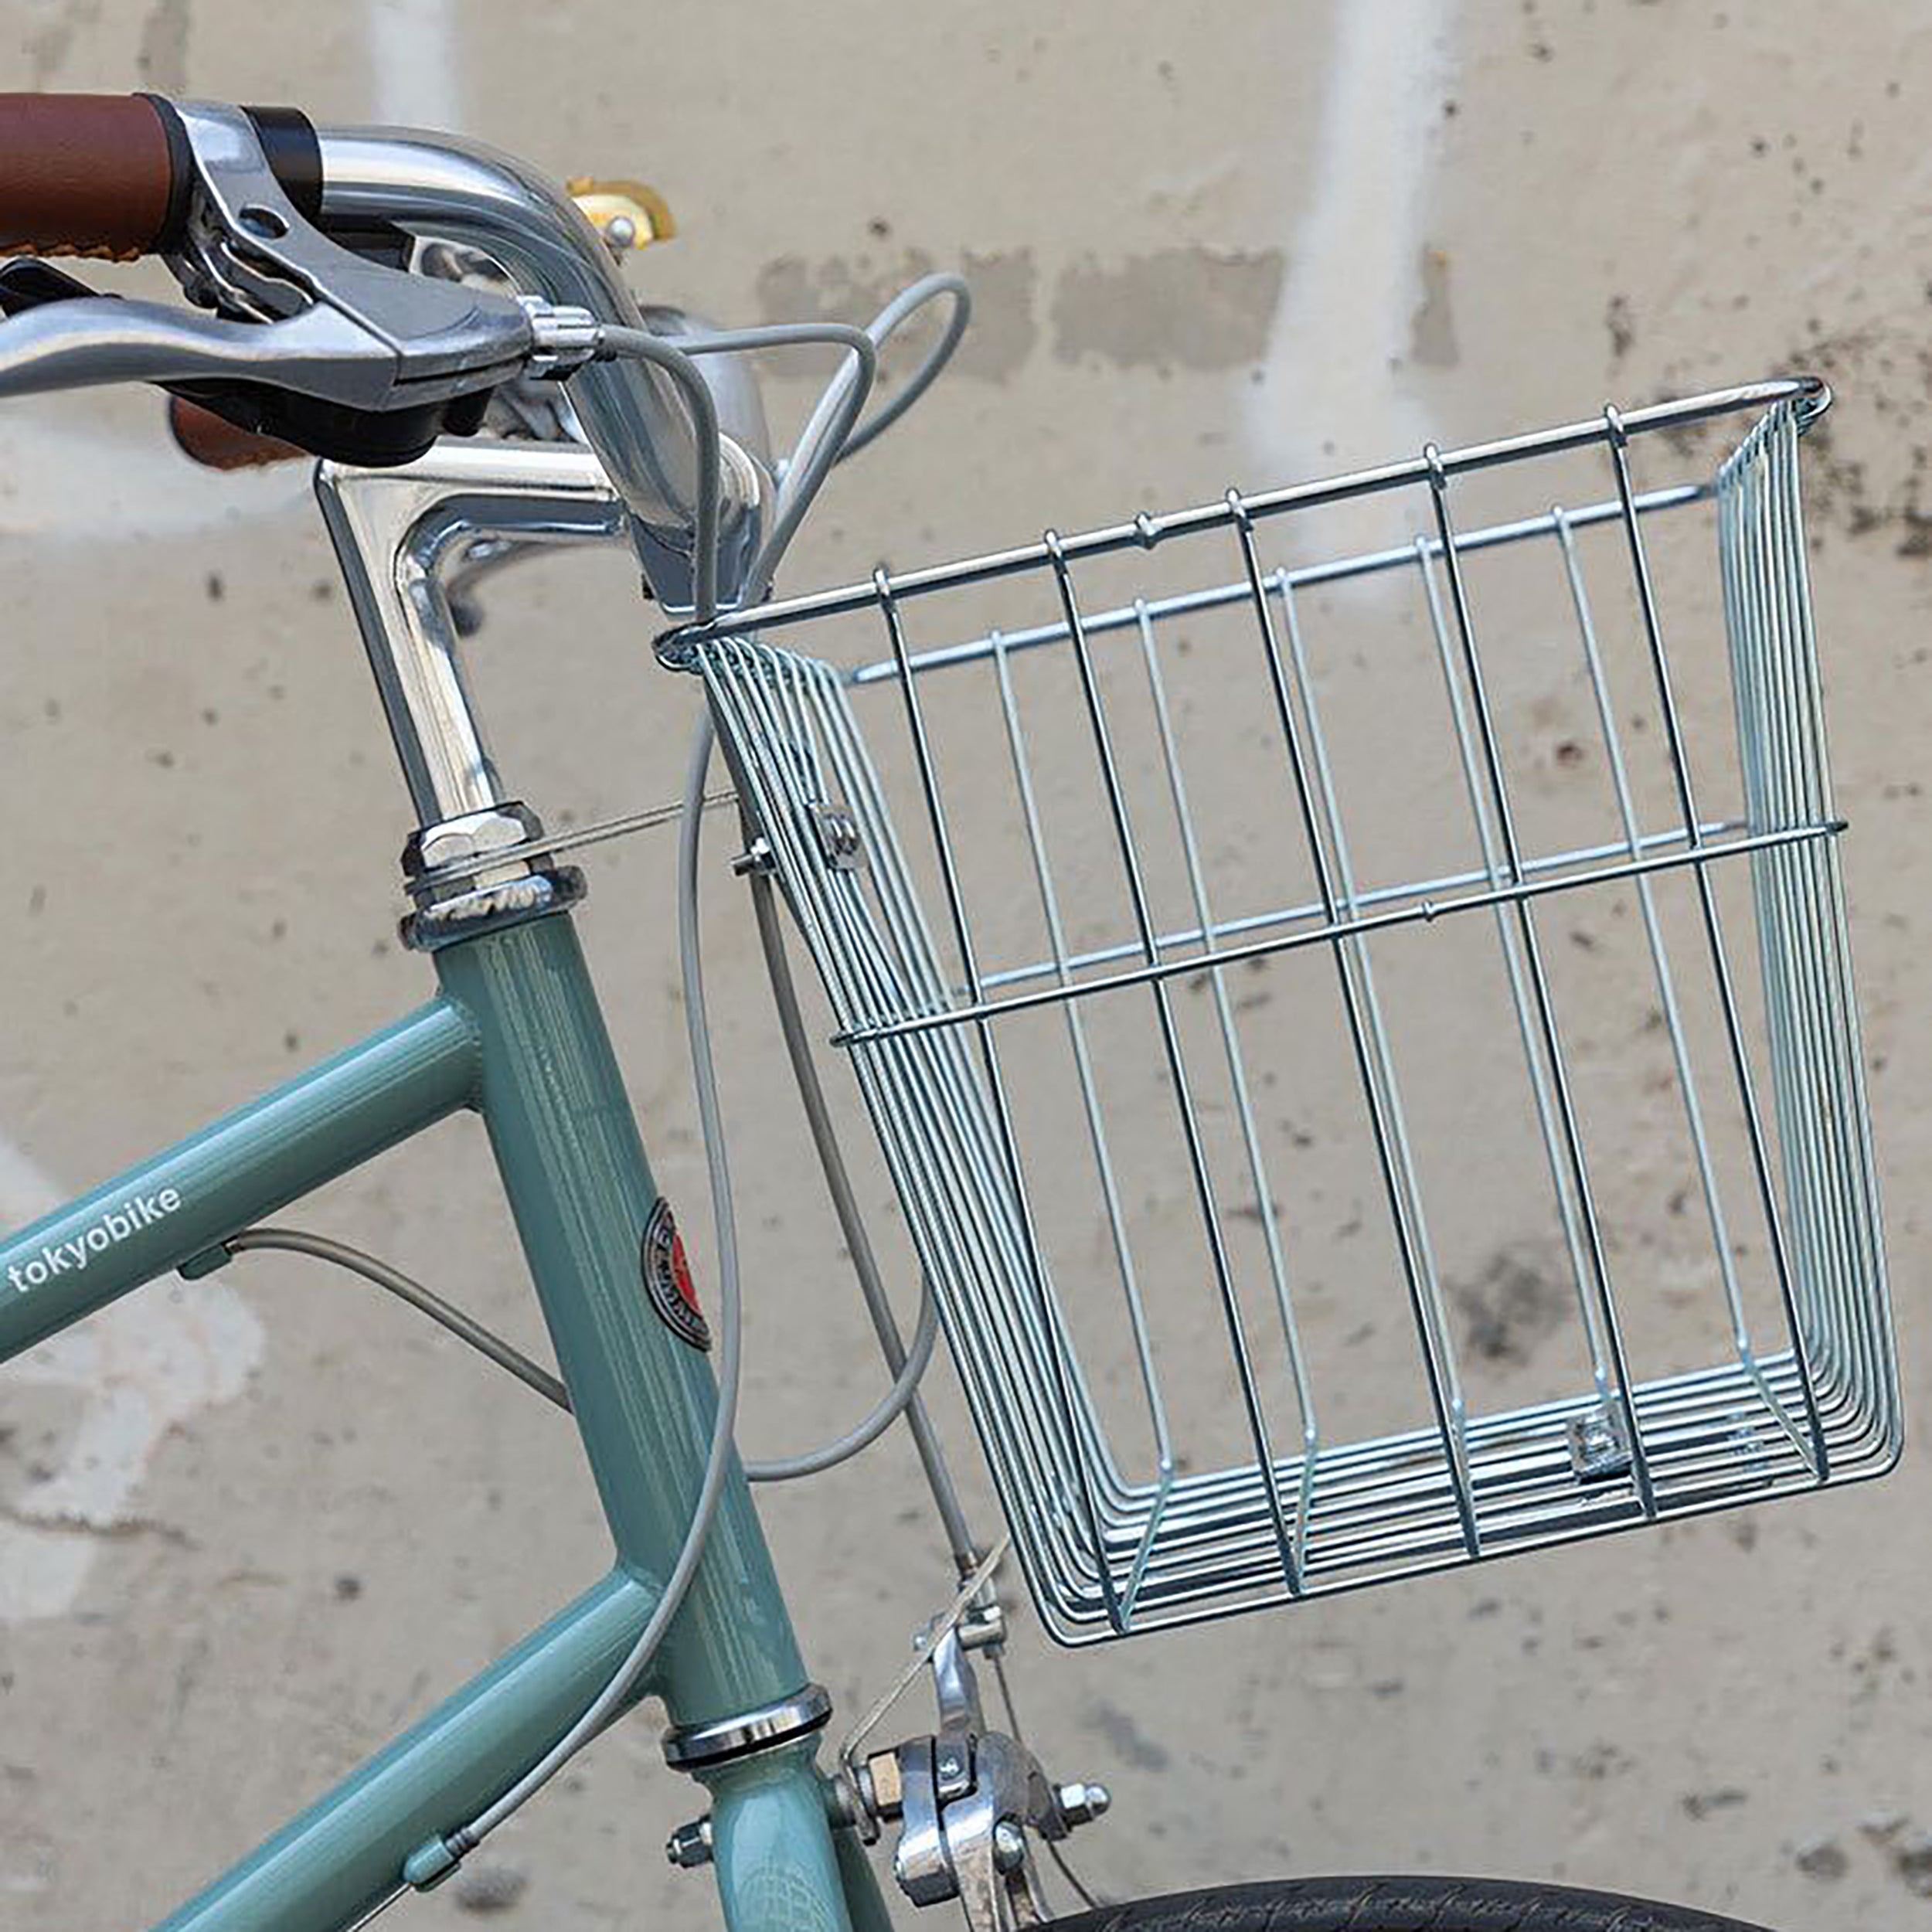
957, 1602, 1007, 1651
605, 214, 638, 252
991, 1819, 1027, 1874
808, 801, 866, 872
1055, 1780, 1112, 1828
665, 1816, 714, 1869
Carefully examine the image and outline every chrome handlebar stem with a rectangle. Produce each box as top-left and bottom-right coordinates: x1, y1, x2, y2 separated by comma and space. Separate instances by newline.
315, 126, 773, 610
315, 438, 624, 825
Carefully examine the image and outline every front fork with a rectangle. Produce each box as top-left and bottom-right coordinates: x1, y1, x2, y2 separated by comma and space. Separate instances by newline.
694, 1745, 896, 1932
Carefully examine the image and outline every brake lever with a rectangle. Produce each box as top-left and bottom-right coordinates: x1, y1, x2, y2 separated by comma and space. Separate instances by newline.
0, 287, 470, 408
164, 100, 538, 405
0, 102, 576, 464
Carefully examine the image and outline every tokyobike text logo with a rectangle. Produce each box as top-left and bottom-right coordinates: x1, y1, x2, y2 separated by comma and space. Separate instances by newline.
6, 1189, 183, 1294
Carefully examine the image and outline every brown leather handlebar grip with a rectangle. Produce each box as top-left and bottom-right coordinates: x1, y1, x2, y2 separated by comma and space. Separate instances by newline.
0, 93, 189, 262
167, 396, 307, 470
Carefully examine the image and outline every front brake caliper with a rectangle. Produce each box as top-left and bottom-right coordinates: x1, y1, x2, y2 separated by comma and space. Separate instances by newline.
855, 1606, 1111, 1932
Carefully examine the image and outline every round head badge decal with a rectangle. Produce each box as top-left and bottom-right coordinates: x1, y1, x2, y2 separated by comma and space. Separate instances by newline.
641, 1198, 709, 1351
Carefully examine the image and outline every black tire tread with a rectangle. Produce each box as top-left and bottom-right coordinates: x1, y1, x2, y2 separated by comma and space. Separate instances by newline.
1041, 1875, 1773, 1932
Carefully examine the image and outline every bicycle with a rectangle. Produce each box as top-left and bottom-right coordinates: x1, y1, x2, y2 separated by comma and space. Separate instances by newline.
0, 90, 1894, 1932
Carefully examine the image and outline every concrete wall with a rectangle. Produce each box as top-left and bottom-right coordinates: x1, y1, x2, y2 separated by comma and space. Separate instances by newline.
2, 3, 1930, 1926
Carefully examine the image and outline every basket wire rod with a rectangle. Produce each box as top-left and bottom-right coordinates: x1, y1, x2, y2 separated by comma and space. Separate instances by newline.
1049, 1435, 1842, 1645
1266, 579, 1458, 1443
848, 486, 1709, 687
1043, 1345, 1866, 1633
1729, 453, 1856, 1424
860, 1026, 1111, 1577
747, 865, 979, 1563
1108, 1351, 1873, 1625
1116, 1467, 1180, 1628
666, 378, 1825, 644
825, 936, 1141, 1553
835, 818, 1843, 1050
1420, 445, 1657, 1517
980, 816, 1743, 996
1134, 597, 1323, 1567
1560, 503, 1822, 1475
746, 700, 1114, 1616
1043, 529, 1307, 1600
869, 570, 1134, 1627
1553, 511, 1743, 1331
1777, 425, 1894, 1437
1072, 1319, 1847, 1589
753, 648, 1114, 1546
1118, 1352, 1836, 1564
1553, 511, 1756, 1351
1771, 561, 1877, 1406
1272, 577, 1442, 1294
713, 645, 1101, 1588
1728, 427, 1879, 1424
1767, 417, 1892, 1409
1748, 422, 1876, 1397
989, 629, 1180, 1481
1226, 492, 1483, 1560
791, 718, 1143, 1565
1133, 597, 1319, 1441
1409, 540, 1609, 1396
1083, 1336, 1861, 1602
1123, 1349, 1811, 1529
1757, 484, 1862, 1381
1604, 410, 1829, 1481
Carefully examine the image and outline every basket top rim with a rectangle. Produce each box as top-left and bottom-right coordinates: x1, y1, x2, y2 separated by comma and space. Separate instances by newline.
659, 374, 1828, 654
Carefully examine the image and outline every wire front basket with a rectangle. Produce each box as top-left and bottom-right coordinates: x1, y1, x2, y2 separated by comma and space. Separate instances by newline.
667, 378, 1897, 1645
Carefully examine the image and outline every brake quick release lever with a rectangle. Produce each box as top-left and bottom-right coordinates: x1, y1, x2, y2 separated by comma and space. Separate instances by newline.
0, 100, 573, 463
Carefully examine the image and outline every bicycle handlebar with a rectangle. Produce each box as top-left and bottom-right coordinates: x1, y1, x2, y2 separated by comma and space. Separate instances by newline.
0, 96, 764, 605
0, 93, 185, 260
167, 394, 303, 468
0, 94, 326, 262
311, 124, 767, 587
0, 94, 955, 617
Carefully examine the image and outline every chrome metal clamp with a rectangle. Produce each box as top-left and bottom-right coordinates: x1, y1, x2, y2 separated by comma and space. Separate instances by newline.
315, 124, 775, 611
661, 1682, 835, 1774
399, 801, 585, 951
659, 1685, 835, 1873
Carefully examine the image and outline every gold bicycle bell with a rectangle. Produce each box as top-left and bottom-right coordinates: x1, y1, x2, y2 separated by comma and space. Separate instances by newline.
566, 177, 676, 257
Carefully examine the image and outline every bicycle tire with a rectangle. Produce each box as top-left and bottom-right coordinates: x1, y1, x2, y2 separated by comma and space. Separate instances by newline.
1039, 1875, 1775, 1931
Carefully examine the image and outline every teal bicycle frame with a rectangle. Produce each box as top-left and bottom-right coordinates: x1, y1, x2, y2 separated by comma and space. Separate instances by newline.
0, 443, 891, 1932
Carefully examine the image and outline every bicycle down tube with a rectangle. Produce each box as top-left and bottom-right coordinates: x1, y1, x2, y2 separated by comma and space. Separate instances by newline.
0, 446, 883, 1932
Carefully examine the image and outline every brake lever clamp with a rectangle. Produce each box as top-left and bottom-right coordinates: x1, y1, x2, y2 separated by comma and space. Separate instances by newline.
165, 100, 537, 410
0, 101, 558, 465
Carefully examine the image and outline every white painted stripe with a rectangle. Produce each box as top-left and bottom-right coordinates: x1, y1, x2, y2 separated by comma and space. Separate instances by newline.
0, 1134, 60, 1226
0, 406, 311, 541
363, 0, 466, 131
1253, 0, 1457, 483
1, 1136, 263, 1622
